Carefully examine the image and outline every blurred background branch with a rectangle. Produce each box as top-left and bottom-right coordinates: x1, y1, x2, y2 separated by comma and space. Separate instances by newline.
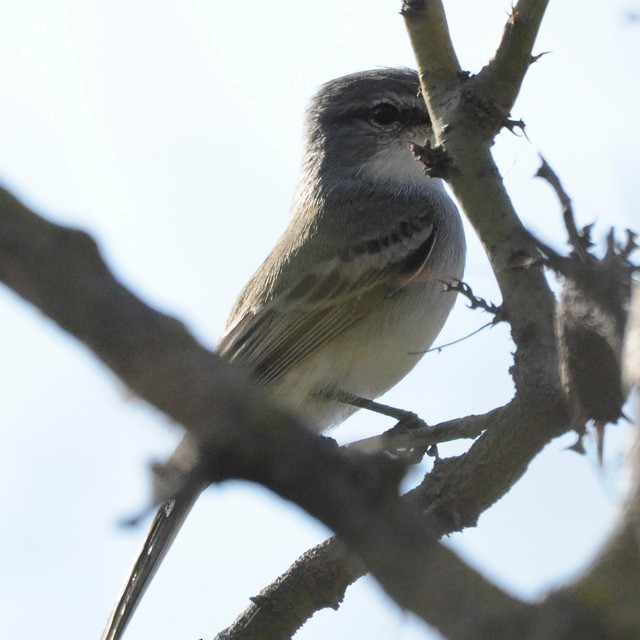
0, 1, 638, 639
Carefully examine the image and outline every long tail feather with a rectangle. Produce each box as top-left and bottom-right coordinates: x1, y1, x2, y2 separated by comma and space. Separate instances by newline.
100, 488, 200, 640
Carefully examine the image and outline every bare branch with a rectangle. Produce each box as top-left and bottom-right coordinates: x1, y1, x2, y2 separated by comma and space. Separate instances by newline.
213, 4, 580, 638
480, 0, 552, 114
535, 156, 590, 261
0, 185, 535, 638
402, 0, 560, 402
214, 539, 364, 640
346, 407, 495, 456
400, 0, 462, 102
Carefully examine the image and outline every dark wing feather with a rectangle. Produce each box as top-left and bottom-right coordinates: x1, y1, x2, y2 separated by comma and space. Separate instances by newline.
217, 216, 437, 385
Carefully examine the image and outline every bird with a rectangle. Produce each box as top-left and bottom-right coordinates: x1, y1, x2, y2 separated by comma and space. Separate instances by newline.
100, 67, 466, 640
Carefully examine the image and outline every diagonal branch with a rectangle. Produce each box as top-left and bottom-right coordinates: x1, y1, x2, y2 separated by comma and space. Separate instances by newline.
0, 185, 536, 639
217, 3, 572, 638
535, 155, 589, 260
400, 0, 462, 135
215, 398, 573, 640
2, 2, 624, 638
402, 0, 558, 392
345, 410, 490, 456
479, 0, 552, 114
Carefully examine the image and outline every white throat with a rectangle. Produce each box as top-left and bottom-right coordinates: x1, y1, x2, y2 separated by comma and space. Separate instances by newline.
358, 141, 446, 197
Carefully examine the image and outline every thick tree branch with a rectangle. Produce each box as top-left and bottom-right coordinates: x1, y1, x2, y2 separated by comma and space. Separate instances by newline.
214, 539, 364, 640
404, 4, 559, 402
539, 330, 640, 639
217, 394, 574, 640
401, 0, 567, 511
400, 0, 462, 136
219, 4, 574, 639
0, 185, 536, 638
2, 2, 632, 637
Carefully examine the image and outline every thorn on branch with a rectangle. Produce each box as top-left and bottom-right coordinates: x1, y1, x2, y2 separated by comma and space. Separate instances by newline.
249, 593, 297, 618
507, 8, 522, 26
400, 0, 426, 18
530, 50, 551, 65
411, 141, 457, 179
566, 436, 586, 456
445, 280, 506, 323
503, 117, 528, 138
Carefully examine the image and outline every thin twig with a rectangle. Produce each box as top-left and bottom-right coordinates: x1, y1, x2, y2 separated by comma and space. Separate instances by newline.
423, 321, 496, 354
346, 411, 491, 456
535, 155, 589, 260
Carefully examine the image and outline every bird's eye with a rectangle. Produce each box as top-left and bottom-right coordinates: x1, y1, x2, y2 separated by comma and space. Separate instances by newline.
370, 102, 399, 126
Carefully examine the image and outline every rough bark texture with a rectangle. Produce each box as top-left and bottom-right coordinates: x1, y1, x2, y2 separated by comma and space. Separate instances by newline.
2, 0, 639, 638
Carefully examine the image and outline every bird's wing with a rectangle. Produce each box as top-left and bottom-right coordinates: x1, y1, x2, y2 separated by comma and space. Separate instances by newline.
217, 213, 438, 385
100, 214, 438, 640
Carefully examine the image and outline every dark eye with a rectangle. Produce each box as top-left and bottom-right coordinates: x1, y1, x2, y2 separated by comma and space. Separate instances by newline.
370, 102, 399, 125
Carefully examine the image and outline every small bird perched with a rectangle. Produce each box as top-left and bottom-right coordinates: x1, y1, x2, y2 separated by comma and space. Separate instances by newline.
101, 67, 466, 640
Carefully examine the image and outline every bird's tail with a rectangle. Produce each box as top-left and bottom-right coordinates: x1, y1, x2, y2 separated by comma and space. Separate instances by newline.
100, 487, 200, 640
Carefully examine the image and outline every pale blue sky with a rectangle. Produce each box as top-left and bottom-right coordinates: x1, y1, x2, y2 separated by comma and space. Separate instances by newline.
1, 2, 638, 639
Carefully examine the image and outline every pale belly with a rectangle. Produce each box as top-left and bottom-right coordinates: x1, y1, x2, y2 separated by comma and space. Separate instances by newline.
265, 280, 456, 431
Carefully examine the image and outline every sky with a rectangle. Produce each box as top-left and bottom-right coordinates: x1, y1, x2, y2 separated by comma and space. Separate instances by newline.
0, 1, 639, 639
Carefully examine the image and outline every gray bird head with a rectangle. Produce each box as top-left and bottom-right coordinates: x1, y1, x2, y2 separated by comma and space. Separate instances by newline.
302, 68, 434, 195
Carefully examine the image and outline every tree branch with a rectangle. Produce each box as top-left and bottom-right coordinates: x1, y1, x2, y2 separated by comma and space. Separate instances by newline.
400, 0, 462, 135
217, 4, 575, 638
538, 333, 640, 639
345, 408, 493, 455
2, 1, 632, 637
0, 185, 535, 639
403, 0, 559, 399
214, 539, 364, 640
479, 0, 552, 113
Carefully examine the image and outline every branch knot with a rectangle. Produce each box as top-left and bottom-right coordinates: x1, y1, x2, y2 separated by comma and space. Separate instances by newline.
410, 141, 457, 179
